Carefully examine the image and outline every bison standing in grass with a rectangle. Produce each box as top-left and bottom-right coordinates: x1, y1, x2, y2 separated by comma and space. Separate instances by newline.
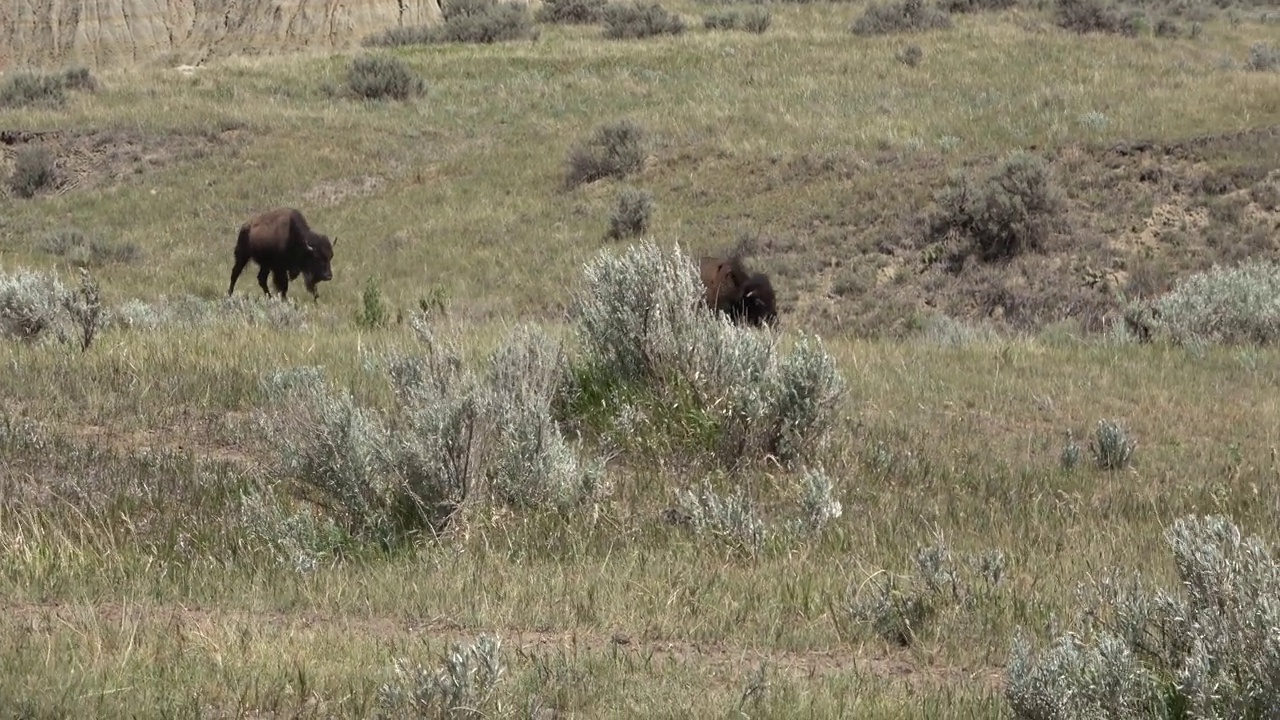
699, 254, 778, 327
228, 207, 336, 302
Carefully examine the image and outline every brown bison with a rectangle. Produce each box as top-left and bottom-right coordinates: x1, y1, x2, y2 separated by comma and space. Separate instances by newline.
227, 207, 336, 302
699, 254, 778, 327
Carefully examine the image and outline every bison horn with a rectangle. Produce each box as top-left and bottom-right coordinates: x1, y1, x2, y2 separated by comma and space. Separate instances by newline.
332, 237, 338, 248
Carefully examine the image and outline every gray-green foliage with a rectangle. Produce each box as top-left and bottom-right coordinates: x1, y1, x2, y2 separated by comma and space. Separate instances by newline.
111, 294, 310, 331
932, 152, 1064, 261
377, 634, 505, 719
482, 324, 609, 510
1128, 260, 1280, 346
0, 67, 95, 109
0, 266, 72, 343
345, 54, 426, 101
570, 241, 845, 466
601, 1, 687, 39
565, 118, 647, 189
703, 6, 771, 33
258, 318, 607, 546
1246, 42, 1280, 72
8, 145, 56, 199
606, 186, 654, 240
1006, 515, 1280, 719
675, 479, 767, 557
851, 0, 953, 35
1089, 419, 1135, 470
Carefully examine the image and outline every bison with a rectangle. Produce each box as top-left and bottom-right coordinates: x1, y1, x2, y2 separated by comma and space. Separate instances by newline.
227, 207, 336, 302
698, 254, 778, 327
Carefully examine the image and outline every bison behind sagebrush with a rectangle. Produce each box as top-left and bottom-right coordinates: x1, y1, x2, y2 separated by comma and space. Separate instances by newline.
228, 207, 336, 302
699, 254, 778, 327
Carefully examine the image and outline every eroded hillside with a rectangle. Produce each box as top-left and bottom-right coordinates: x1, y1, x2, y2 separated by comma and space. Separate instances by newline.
0, 0, 443, 71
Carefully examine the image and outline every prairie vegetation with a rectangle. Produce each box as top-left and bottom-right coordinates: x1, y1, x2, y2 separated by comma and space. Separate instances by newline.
2, 0, 1280, 715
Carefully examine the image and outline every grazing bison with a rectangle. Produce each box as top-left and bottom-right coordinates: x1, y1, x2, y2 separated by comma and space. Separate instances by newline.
227, 207, 336, 302
698, 254, 778, 327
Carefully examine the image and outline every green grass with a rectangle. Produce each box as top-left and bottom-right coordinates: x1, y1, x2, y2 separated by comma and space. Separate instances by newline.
2, 1, 1280, 715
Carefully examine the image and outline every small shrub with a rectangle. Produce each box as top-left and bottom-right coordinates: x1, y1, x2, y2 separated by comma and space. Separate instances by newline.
357, 277, 391, 329
606, 187, 654, 240
852, 0, 953, 35
931, 152, 1065, 262
40, 228, 142, 267
1055, 0, 1143, 36
1060, 430, 1082, 470
537, 0, 609, 24
8, 146, 56, 199
0, 67, 95, 109
1089, 419, 1135, 470
564, 118, 647, 189
1245, 42, 1280, 71
602, 1, 687, 39
675, 479, 767, 557
896, 43, 924, 67
63, 268, 103, 352
0, 266, 72, 343
432, 0, 539, 43
361, 25, 437, 47
1129, 260, 1280, 346
378, 635, 504, 717
345, 54, 426, 101
703, 6, 771, 32
1005, 514, 1280, 719
789, 467, 843, 535
940, 0, 1017, 11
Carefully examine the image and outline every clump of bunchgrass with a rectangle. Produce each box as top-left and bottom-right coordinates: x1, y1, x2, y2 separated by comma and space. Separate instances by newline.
1005, 514, 1280, 719
377, 634, 505, 717
564, 118, 647, 189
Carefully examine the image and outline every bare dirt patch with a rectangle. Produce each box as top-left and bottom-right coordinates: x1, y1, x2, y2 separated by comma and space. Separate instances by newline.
0, 122, 250, 198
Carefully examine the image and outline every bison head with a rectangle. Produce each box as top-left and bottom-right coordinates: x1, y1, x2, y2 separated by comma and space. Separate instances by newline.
740, 272, 778, 327
301, 234, 335, 298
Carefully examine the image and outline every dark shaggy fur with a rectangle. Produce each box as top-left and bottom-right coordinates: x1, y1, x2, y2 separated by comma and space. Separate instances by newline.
228, 207, 336, 302
698, 254, 778, 327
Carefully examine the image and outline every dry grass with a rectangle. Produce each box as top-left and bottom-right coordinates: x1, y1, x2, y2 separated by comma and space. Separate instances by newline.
2, 1, 1280, 715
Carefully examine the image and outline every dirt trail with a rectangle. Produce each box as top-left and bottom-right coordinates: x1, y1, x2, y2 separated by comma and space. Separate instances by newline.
0, 0, 443, 72
5, 600, 1005, 691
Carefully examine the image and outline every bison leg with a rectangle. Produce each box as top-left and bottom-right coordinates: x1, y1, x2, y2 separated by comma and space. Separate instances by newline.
257, 265, 272, 296
228, 253, 251, 297
272, 269, 290, 302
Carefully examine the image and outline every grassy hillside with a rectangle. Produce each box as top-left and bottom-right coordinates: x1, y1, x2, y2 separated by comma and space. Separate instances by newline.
2, 0, 1280, 715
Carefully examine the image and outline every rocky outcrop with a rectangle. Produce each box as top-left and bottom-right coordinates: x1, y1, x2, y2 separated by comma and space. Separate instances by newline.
0, 0, 443, 72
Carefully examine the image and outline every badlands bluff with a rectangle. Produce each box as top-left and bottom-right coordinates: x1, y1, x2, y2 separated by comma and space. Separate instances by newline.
1, 0, 444, 71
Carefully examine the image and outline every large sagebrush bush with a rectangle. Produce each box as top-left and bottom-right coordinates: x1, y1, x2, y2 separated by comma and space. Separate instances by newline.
566, 241, 845, 467
932, 152, 1065, 262
1125, 260, 1280, 346
851, 0, 952, 35
1005, 514, 1280, 719
564, 118, 647, 189
537, 0, 609, 24
602, 1, 687, 39
0, 266, 73, 343
345, 54, 426, 101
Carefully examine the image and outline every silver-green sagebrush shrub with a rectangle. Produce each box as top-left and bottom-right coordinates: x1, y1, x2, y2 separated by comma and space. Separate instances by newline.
1090, 418, 1135, 471
569, 241, 845, 467
788, 466, 843, 536
111, 294, 309, 331
482, 324, 610, 511
377, 634, 504, 719
1126, 260, 1280, 346
1005, 514, 1280, 719
675, 478, 767, 557
0, 265, 72, 343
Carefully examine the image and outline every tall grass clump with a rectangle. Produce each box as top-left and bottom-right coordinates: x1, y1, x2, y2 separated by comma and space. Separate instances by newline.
930, 152, 1065, 261
8, 145, 56, 199
851, 0, 953, 35
1127, 260, 1280, 346
566, 241, 845, 467
345, 54, 426, 101
1006, 514, 1280, 719
564, 119, 647, 189
602, 2, 687, 39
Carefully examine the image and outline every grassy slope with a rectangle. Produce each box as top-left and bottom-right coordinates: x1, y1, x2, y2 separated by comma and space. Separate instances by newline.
2, 2, 1280, 716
